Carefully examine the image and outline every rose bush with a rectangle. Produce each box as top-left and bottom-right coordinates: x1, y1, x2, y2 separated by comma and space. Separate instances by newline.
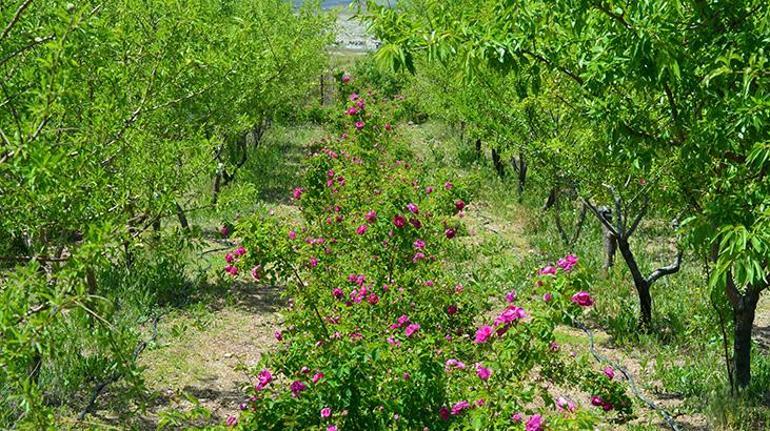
220, 84, 631, 430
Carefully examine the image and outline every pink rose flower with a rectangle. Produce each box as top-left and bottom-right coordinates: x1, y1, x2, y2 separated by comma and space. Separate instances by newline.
406, 203, 419, 214
321, 407, 332, 418
274, 330, 282, 341
445, 228, 456, 239
455, 200, 466, 211
226, 415, 237, 426
539, 265, 557, 276
475, 363, 492, 381
256, 369, 272, 390
355, 121, 365, 130
290, 380, 307, 397
413, 239, 426, 249
543, 292, 553, 302
450, 400, 470, 416
526, 414, 544, 431
603, 366, 615, 380
365, 210, 377, 222
571, 291, 594, 306
474, 325, 494, 344
356, 224, 368, 235
393, 214, 406, 228
341, 74, 351, 83
505, 290, 517, 303
292, 187, 303, 200
511, 412, 523, 423
312, 372, 324, 383
404, 323, 421, 337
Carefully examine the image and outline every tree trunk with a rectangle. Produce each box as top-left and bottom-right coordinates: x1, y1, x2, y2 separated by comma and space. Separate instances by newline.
516, 152, 526, 202
475, 138, 482, 160
491, 147, 505, 178
616, 237, 652, 328
175, 202, 190, 231
599, 207, 616, 271
731, 285, 760, 389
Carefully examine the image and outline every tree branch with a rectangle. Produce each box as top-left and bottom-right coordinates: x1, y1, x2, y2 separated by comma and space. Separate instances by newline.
1, 0, 34, 41
646, 250, 683, 285
581, 196, 619, 237
627, 196, 649, 237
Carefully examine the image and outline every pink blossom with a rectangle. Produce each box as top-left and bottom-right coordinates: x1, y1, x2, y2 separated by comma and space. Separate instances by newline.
571, 291, 594, 306
220, 225, 230, 237
386, 336, 401, 347
292, 187, 303, 200
511, 412, 523, 423
505, 290, 517, 303
226, 415, 237, 426
444, 181, 454, 190
256, 369, 272, 390
557, 254, 579, 272
412, 252, 425, 263
356, 99, 365, 109
251, 265, 261, 281
321, 407, 332, 418
405, 323, 421, 337
234, 246, 246, 256
346, 106, 358, 116
367, 293, 379, 305
603, 366, 615, 380
455, 284, 464, 293
539, 265, 557, 276
365, 210, 377, 223
475, 363, 492, 381
425, 186, 433, 194
450, 400, 471, 416
288, 230, 297, 240
526, 414, 544, 431
424, 280, 434, 287
332, 288, 344, 299
312, 372, 324, 383
225, 253, 235, 264
455, 200, 466, 211
556, 396, 576, 413
355, 121, 365, 130
274, 330, 283, 341
474, 325, 494, 344
393, 214, 406, 228
445, 228, 456, 239
356, 224, 368, 235
447, 304, 458, 315
406, 203, 419, 214
591, 396, 604, 407
494, 306, 527, 326
445, 359, 466, 371
402, 372, 411, 380
225, 265, 238, 276
413, 239, 426, 249
289, 380, 306, 397
384, 123, 392, 131
409, 218, 422, 229
327, 426, 338, 431
550, 341, 560, 352
341, 74, 351, 83
439, 407, 450, 421
543, 292, 553, 302
309, 257, 319, 268
349, 92, 358, 101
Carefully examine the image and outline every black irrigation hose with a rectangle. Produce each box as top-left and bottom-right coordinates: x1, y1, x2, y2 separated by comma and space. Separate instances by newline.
77, 313, 162, 421
575, 320, 682, 431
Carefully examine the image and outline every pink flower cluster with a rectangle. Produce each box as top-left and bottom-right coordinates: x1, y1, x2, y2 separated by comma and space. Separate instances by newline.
223, 245, 248, 277
538, 253, 579, 276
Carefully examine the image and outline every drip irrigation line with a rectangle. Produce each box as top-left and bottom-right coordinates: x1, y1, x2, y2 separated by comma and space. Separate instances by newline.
77, 313, 162, 421
575, 320, 682, 431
